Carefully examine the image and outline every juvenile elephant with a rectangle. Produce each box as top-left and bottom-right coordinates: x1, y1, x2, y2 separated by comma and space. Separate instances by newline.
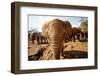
42, 19, 72, 59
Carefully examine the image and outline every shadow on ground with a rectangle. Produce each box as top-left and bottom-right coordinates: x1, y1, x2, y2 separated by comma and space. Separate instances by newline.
28, 50, 88, 61
63, 50, 88, 59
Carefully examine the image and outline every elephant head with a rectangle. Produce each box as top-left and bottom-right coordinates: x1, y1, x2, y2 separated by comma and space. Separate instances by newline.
42, 19, 72, 59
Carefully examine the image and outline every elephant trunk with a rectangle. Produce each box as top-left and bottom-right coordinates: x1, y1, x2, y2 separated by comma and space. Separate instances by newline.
50, 36, 63, 59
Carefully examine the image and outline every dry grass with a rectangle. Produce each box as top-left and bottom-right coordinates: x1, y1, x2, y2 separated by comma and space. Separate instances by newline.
28, 40, 88, 60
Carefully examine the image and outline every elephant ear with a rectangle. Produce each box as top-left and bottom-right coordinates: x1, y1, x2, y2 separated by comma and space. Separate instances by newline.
63, 21, 72, 36
42, 21, 49, 37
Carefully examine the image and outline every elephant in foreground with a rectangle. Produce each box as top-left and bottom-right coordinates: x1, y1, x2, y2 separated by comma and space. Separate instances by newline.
42, 19, 72, 59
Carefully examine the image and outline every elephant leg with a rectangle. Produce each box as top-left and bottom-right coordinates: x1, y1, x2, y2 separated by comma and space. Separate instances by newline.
37, 37, 39, 44
76, 34, 79, 41
44, 38, 46, 43
40, 38, 42, 43
43, 38, 45, 43
45, 38, 47, 43
73, 35, 75, 42
41, 37, 43, 43
32, 38, 34, 44
69, 36, 71, 41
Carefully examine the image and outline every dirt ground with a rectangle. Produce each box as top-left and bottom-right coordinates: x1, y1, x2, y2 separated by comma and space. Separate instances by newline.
28, 40, 88, 60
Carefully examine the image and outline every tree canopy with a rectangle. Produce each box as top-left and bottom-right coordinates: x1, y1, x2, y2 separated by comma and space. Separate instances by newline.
80, 20, 88, 32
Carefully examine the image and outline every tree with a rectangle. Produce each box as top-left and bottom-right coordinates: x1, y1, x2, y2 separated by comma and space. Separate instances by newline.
80, 20, 88, 33
79, 20, 88, 41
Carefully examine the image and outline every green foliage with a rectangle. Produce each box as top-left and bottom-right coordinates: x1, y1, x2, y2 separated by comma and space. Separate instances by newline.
80, 20, 88, 32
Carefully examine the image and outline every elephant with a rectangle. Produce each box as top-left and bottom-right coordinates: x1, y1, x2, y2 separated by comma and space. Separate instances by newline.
42, 19, 72, 59
70, 27, 88, 42
30, 32, 48, 44
70, 27, 81, 42
64, 27, 82, 42
30, 32, 36, 44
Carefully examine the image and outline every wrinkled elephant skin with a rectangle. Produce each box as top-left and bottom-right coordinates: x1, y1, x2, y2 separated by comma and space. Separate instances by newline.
42, 19, 72, 59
